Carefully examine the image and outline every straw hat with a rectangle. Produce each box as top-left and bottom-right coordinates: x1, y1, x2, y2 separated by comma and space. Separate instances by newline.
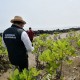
10, 16, 26, 24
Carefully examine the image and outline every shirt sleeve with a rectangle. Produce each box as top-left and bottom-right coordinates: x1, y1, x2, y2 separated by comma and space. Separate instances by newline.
21, 31, 34, 52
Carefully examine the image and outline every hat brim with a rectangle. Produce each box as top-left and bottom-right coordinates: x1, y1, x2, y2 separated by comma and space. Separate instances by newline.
10, 19, 26, 24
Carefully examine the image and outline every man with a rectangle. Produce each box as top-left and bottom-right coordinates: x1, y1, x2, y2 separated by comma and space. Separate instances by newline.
2, 16, 34, 71
27, 27, 34, 42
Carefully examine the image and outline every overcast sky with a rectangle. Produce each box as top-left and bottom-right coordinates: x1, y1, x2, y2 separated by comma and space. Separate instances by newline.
0, 0, 80, 32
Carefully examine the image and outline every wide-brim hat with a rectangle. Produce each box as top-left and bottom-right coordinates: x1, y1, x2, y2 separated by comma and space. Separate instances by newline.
10, 16, 26, 24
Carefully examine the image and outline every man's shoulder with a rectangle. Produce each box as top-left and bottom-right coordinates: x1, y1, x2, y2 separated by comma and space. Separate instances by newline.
3, 27, 12, 33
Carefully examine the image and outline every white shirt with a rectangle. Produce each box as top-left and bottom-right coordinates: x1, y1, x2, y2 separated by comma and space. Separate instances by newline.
21, 31, 34, 52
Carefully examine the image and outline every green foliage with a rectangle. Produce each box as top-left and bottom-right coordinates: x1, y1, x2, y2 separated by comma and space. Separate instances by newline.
9, 68, 41, 80
77, 39, 80, 47
0, 37, 7, 55
39, 38, 75, 75
33, 33, 76, 79
33, 34, 49, 54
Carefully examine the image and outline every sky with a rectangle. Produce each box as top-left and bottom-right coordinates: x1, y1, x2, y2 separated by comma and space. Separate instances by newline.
0, 0, 80, 32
